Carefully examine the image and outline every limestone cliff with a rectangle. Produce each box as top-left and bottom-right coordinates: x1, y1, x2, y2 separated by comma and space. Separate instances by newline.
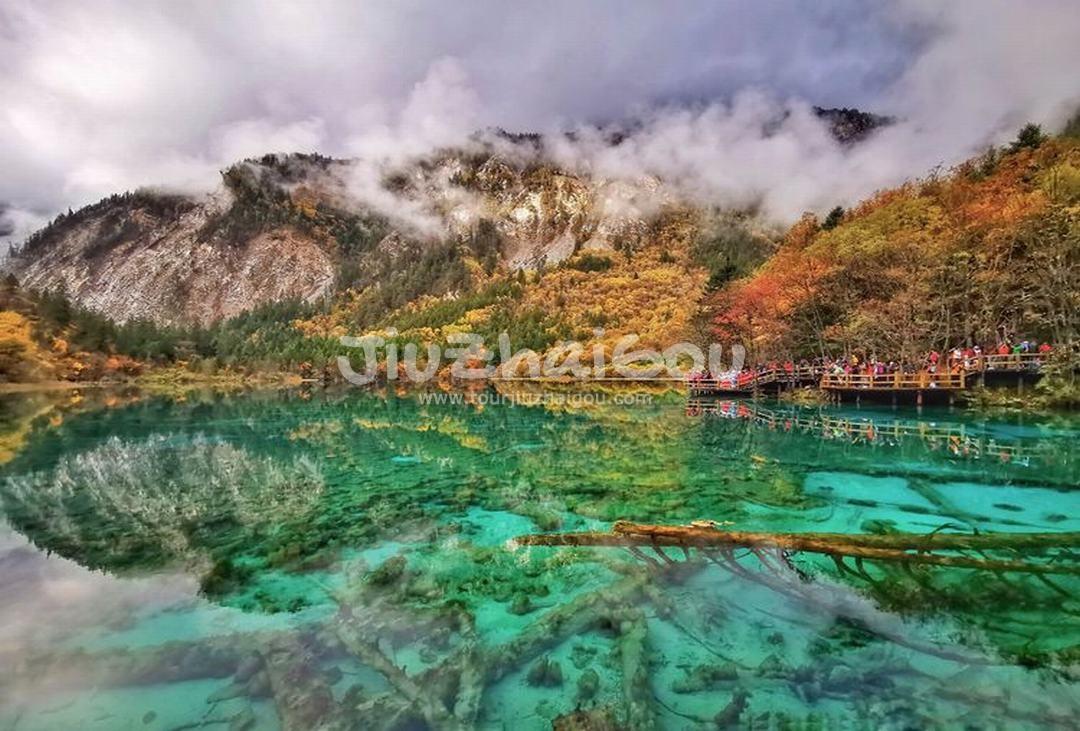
6, 150, 684, 326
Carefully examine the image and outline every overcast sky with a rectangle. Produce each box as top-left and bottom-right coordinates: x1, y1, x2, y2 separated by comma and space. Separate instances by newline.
1, 0, 1078, 245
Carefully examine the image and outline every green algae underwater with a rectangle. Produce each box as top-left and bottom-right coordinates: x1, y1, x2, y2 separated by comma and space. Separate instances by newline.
0, 388, 1077, 730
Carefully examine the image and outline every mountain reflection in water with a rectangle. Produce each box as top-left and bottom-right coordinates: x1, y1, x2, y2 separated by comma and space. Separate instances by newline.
0, 389, 1076, 729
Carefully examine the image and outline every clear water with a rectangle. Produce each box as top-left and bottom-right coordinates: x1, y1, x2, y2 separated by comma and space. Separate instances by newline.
0, 388, 1076, 730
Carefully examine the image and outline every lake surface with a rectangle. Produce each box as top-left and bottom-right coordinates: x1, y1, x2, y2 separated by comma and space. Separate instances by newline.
0, 387, 1077, 730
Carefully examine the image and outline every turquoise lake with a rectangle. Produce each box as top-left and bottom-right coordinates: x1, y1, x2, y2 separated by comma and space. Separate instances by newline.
0, 387, 1076, 730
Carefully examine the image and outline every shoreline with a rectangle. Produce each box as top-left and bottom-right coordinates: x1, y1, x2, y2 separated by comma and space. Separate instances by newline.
6, 377, 1070, 409
0, 374, 1075, 413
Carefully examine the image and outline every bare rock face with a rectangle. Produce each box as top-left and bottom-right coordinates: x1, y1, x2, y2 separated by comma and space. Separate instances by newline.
4, 149, 684, 326
432, 155, 660, 269
8, 189, 335, 327
10, 148, 659, 326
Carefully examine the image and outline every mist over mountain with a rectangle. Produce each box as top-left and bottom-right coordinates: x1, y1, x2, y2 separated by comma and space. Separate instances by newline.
2, 1, 1078, 251
1, 10, 1080, 731
0, 1, 1077, 386
3, 106, 893, 327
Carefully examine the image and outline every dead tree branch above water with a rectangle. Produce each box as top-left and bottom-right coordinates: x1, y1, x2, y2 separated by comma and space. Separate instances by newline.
514, 522, 1080, 575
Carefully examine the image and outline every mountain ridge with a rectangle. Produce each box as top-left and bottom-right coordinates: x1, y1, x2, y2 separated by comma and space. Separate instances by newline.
4, 105, 892, 328
6, 115, 1076, 389
5, 149, 769, 329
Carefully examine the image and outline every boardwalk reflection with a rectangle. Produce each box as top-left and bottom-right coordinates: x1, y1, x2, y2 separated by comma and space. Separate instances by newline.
686, 398, 1072, 473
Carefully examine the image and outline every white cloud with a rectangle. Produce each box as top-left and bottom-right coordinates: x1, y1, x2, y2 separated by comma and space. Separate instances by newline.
211, 117, 327, 165
343, 57, 483, 161
0, 0, 1077, 249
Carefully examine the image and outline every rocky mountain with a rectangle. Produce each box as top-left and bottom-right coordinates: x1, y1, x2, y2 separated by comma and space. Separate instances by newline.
8, 188, 335, 327
2, 155, 639, 323
5, 151, 720, 329
4, 110, 888, 331
2, 115, 1072, 385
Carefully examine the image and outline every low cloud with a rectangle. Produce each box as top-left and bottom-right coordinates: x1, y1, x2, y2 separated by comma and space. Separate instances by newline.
1, 1, 1077, 249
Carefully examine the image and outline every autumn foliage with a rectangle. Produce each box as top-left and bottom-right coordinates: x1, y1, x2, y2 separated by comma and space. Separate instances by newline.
712, 136, 1080, 360
0, 311, 52, 381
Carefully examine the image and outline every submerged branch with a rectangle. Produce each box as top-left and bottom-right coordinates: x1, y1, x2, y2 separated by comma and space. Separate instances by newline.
614, 608, 657, 731
334, 615, 464, 731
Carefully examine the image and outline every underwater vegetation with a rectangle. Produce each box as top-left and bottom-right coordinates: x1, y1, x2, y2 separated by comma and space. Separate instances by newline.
0, 389, 1076, 729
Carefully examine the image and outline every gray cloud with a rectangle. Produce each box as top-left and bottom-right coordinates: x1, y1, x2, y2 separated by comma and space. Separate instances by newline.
0, 0, 1077, 248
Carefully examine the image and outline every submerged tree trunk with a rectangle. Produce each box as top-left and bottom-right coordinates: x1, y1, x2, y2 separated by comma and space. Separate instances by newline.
262, 638, 348, 731
514, 521, 1080, 575
613, 608, 657, 731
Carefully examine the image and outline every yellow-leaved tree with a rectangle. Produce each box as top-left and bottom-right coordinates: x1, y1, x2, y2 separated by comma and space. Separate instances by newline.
0, 311, 53, 382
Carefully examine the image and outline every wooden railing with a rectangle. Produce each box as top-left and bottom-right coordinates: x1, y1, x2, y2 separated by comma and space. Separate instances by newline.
819, 371, 966, 391
974, 352, 1045, 370
689, 366, 826, 392
688, 351, 1048, 394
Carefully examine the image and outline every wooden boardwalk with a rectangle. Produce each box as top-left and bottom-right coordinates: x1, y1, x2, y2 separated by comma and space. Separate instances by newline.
819, 371, 966, 392
688, 366, 823, 396
688, 352, 1047, 401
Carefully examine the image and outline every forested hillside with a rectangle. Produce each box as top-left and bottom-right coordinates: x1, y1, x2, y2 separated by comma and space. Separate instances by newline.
2, 122, 1078, 385
711, 125, 1080, 360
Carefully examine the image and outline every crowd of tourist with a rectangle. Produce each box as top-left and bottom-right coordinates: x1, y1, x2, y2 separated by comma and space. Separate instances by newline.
689, 339, 1054, 389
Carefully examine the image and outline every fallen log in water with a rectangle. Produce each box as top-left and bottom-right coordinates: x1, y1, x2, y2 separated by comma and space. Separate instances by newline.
1, 631, 287, 693
328, 563, 697, 730
334, 616, 466, 731
483, 571, 653, 683
612, 608, 657, 731
262, 638, 348, 731
514, 521, 1080, 575
516, 521, 1079, 666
